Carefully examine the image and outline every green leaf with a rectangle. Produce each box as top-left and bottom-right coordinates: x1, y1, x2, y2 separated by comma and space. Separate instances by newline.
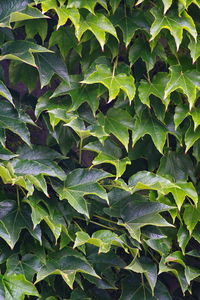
174, 104, 189, 129
164, 65, 200, 109
36, 248, 100, 289
0, 273, 39, 299
0, 81, 14, 106
110, 8, 149, 47
132, 109, 168, 154
84, 139, 131, 178
41, 1, 80, 32
74, 230, 122, 253
125, 257, 157, 293
183, 204, 200, 234
128, 171, 198, 209
0, 40, 52, 67
177, 226, 190, 254
0, 101, 31, 145
138, 73, 170, 108
109, 0, 121, 13
119, 199, 173, 241
49, 27, 82, 58
13, 159, 66, 181
0, 200, 41, 249
76, 13, 118, 50
35, 52, 69, 88
157, 151, 195, 182
120, 274, 156, 300
67, 0, 108, 14
0, 0, 30, 27
188, 36, 200, 62
82, 63, 135, 103
9, 61, 38, 93
150, 8, 197, 50
10, 6, 48, 23
16, 144, 64, 161
185, 120, 200, 152
24, 196, 62, 242
54, 168, 111, 217
163, 0, 173, 14
25, 19, 48, 44
97, 108, 134, 151
51, 80, 105, 115
6, 254, 42, 281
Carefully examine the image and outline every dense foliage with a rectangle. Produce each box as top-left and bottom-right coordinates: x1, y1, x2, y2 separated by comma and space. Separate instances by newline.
0, 0, 200, 299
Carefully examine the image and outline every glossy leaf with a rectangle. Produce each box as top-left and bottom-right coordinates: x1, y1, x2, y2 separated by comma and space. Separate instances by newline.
150, 8, 197, 50
132, 109, 168, 154
0, 273, 39, 299
82, 63, 135, 103
84, 139, 131, 178
164, 65, 200, 109
54, 168, 111, 217
76, 13, 118, 50
0, 40, 52, 67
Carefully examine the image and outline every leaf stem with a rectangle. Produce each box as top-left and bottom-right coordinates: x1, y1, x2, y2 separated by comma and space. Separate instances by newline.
93, 214, 118, 225
16, 186, 20, 209
75, 216, 123, 232
79, 138, 83, 164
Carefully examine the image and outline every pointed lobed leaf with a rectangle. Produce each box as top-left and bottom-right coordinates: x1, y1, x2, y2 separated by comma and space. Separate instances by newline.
150, 8, 197, 50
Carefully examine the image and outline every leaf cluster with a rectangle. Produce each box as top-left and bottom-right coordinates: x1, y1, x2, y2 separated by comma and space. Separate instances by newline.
0, 0, 200, 299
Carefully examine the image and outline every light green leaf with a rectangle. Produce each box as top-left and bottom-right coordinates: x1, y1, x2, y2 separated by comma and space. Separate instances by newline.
82, 64, 135, 103
150, 8, 197, 50
67, 0, 108, 14
76, 13, 118, 50
109, 0, 121, 13
177, 226, 190, 254
0, 273, 39, 299
183, 204, 200, 235
163, 0, 173, 13
56, 7, 80, 30
128, 171, 198, 209
174, 104, 189, 129
84, 139, 131, 178
0, 80, 14, 105
164, 65, 200, 109
54, 168, 111, 217
74, 230, 122, 253
132, 109, 168, 154
188, 35, 200, 62
185, 121, 200, 152
138, 73, 170, 108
